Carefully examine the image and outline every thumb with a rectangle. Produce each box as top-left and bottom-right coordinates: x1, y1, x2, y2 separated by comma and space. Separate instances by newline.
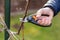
36, 9, 43, 18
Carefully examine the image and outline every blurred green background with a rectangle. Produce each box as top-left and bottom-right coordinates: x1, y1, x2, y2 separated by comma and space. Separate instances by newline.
0, 12, 60, 40
0, 0, 60, 40
10, 12, 60, 40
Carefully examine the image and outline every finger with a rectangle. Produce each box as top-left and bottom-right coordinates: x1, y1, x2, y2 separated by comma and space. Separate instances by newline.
40, 18, 47, 26
44, 19, 51, 26
43, 19, 49, 26
37, 18, 48, 26
37, 19, 44, 25
48, 20, 51, 26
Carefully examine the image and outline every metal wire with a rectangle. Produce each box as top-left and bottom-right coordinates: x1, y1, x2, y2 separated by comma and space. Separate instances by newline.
0, 15, 19, 40
0, 0, 30, 40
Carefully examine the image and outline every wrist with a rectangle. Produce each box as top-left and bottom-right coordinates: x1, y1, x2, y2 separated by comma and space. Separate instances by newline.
42, 7, 54, 20
43, 6, 55, 16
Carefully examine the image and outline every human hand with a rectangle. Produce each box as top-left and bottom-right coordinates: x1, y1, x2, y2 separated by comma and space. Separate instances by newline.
36, 7, 54, 26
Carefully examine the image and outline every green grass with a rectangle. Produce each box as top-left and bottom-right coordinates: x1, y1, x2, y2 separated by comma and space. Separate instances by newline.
0, 12, 60, 40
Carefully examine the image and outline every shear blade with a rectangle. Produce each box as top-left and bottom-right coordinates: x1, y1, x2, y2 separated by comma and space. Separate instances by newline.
19, 17, 28, 22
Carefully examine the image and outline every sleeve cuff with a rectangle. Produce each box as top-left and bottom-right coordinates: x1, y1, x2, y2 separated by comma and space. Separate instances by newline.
43, 6, 58, 16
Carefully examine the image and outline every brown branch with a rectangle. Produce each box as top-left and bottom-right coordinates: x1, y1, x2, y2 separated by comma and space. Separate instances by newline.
17, 0, 30, 35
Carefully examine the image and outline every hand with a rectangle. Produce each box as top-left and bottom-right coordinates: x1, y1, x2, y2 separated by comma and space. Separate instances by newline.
36, 7, 54, 26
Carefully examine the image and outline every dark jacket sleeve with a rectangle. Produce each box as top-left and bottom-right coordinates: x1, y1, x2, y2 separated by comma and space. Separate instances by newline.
44, 0, 60, 16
